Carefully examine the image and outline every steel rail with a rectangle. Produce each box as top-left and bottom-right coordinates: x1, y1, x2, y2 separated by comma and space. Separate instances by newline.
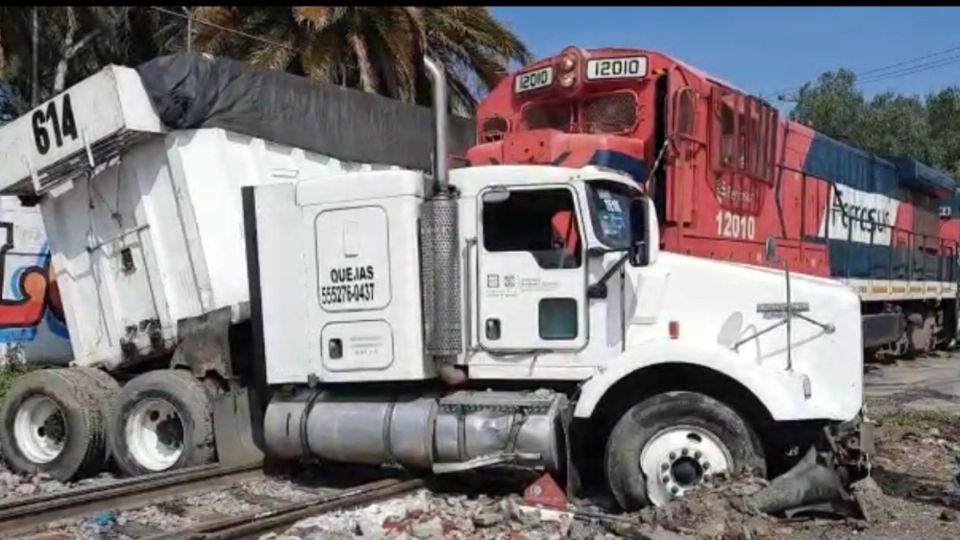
144, 477, 427, 540
0, 462, 263, 537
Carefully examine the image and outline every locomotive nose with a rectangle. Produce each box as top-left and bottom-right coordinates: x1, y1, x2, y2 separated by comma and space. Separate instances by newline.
503, 130, 562, 164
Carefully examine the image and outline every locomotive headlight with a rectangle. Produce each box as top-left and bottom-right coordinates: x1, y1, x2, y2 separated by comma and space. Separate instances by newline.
556, 46, 581, 89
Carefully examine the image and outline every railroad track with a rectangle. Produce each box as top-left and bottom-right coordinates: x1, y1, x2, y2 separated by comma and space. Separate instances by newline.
1, 462, 424, 540
146, 477, 425, 540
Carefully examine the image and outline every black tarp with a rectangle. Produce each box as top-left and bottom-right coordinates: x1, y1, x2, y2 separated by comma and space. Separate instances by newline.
136, 53, 475, 172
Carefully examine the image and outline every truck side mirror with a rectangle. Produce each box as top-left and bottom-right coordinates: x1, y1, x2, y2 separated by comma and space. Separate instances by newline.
629, 198, 649, 267
629, 241, 647, 267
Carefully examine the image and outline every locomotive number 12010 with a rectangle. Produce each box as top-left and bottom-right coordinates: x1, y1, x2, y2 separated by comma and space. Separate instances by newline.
715, 210, 756, 240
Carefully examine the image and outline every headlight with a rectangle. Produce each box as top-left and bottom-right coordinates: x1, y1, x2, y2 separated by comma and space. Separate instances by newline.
555, 46, 581, 89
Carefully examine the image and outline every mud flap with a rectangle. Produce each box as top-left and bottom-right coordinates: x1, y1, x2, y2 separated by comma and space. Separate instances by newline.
171, 306, 236, 379
213, 386, 265, 467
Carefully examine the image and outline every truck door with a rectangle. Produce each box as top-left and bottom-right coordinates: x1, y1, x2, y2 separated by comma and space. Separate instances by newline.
477, 185, 588, 351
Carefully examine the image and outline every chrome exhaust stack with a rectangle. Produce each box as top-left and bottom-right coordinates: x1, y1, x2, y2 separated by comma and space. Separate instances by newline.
421, 56, 464, 385
423, 56, 449, 193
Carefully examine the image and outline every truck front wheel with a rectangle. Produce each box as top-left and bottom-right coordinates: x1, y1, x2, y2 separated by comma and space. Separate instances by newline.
108, 370, 215, 476
604, 391, 766, 510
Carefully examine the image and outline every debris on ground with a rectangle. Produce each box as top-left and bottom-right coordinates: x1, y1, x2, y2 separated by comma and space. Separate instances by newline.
269, 488, 672, 540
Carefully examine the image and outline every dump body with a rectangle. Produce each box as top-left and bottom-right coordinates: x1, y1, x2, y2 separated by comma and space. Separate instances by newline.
0, 54, 474, 370
41, 128, 409, 369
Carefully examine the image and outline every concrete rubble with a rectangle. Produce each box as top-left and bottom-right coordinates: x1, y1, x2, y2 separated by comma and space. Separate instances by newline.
263, 475, 788, 540
262, 487, 671, 540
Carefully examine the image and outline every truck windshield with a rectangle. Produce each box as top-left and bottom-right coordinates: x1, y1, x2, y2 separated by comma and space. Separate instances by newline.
585, 181, 638, 249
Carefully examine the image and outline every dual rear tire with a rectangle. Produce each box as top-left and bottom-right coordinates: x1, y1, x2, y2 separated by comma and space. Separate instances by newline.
109, 370, 216, 476
0, 368, 215, 481
0, 368, 116, 481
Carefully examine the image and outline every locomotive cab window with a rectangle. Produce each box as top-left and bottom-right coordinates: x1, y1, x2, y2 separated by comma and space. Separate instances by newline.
674, 88, 696, 136
482, 188, 583, 269
719, 100, 735, 167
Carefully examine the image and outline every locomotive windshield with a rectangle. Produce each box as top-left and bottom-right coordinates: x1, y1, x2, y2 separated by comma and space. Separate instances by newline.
586, 180, 640, 249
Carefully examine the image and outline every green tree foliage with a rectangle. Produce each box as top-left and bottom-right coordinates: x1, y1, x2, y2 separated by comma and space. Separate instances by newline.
790, 69, 867, 146
927, 87, 960, 179
790, 70, 960, 181
0, 6, 529, 122
0, 7, 178, 115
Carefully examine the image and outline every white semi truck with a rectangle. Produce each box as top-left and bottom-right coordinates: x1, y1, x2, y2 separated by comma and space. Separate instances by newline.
0, 53, 871, 510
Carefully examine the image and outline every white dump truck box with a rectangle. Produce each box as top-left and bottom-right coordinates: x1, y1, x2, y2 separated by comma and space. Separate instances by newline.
0, 53, 474, 369
0, 67, 165, 196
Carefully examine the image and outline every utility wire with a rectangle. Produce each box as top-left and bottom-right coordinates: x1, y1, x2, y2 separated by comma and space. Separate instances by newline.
772, 42, 960, 100
857, 53, 960, 85
149, 6, 298, 53
854, 44, 960, 79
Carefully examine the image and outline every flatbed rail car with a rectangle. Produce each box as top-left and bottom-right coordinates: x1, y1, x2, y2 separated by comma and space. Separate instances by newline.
467, 46, 960, 355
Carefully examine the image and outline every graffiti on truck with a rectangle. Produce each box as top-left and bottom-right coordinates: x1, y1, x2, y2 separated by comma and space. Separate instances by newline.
0, 221, 68, 344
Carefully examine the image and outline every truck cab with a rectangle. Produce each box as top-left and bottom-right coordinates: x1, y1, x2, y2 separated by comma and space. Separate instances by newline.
247, 159, 869, 509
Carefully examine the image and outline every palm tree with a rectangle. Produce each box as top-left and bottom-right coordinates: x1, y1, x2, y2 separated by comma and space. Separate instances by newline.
187, 7, 531, 114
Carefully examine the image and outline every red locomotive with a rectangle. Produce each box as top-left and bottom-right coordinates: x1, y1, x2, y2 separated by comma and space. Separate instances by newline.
468, 46, 960, 356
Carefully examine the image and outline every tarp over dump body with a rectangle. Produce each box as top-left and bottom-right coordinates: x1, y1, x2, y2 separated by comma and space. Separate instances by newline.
135, 53, 474, 175
0, 53, 474, 196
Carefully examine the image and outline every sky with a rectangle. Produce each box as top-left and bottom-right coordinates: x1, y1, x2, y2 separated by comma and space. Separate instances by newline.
491, 7, 960, 113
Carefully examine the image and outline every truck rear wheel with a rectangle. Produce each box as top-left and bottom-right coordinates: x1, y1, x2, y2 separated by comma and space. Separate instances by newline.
604, 391, 766, 510
109, 370, 215, 476
68, 368, 120, 461
0, 369, 110, 481
69, 367, 120, 419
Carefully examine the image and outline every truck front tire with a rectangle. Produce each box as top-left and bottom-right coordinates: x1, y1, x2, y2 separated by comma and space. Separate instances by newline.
604, 391, 766, 510
0, 369, 110, 481
108, 370, 215, 476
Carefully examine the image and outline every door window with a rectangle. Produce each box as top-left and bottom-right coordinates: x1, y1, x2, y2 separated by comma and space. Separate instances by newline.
483, 188, 582, 269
